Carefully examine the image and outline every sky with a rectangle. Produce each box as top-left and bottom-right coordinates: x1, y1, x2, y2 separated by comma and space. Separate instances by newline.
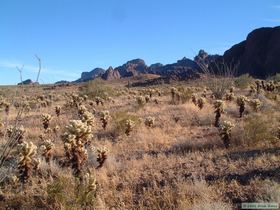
0, 0, 280, 85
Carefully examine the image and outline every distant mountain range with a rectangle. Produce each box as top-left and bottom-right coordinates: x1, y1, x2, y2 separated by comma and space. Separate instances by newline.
56, 26, 280, 84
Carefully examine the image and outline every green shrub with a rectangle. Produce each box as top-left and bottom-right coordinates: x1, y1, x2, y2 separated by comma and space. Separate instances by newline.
243, 114, 275, 146
234, 74, 254, 89
80, 79, 116, 100
112, 112, 141, 136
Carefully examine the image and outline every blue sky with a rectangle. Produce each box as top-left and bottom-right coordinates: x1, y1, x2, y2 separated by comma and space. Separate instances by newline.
0, 0, 280, 85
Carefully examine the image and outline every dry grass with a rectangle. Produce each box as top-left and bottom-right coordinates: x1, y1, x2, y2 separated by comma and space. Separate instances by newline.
0, 79, 279, 209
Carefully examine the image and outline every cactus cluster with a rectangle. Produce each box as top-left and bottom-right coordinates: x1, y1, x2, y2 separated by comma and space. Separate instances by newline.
213, 100, 224, 127
17, 141, 39, 183
96, 147, 108, 169
0, 100, 10, 115
197, 97, 205, 110
40, 139, 54, 163
219, 121, 235, 148
95, 97, 104, 106
62, 120, 93, 177
236, 96, 248, 118
145, 116, 155, 127
136, 96, 146, 107
100, 111, 110, 130
55, 106, 61, 117
249, 99, 261, 112
41, 114, 52, 130
125, 119, 135, 136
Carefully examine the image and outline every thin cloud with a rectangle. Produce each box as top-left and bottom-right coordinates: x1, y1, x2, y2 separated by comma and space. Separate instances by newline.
271, 5, 280, 9
0, 59, 79, 80
261, 18, 280, 23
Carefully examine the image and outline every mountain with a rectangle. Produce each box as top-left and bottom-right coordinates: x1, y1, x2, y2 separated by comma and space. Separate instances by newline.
217, 26, 280, 78
18, 79, 37, 85
75, 68, 105, 82
147, 57, 201, 80
115, 59, 148, 77
101, 66, 121, 80
71, 26, 280, 84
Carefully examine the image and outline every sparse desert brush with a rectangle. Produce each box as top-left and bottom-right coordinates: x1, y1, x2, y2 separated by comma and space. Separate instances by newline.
219, 120, 235, 148
41, 114, 52, 129
213, 100, 224, 127
80, 78, 115, 101
249, 99, 262, 112
234, 73, 254, 89
100, 110, 110, 129
17, 141, 39, 183
145, 116, 155, 127
243, 113, 275, 146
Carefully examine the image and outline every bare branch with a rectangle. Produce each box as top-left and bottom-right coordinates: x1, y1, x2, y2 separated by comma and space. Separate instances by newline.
35, 54, 41, 84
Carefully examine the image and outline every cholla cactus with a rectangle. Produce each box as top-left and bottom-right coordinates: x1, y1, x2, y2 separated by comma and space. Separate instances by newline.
276, 127, 280, 140
40, 139, 54, 163
95, 97, 103, 106
197, 97, 205, 110
53, 125, 60, 135
145, 116, 155, 127
145, 95, 150, 103
100, 111, 110, 130
219, 121, 235, 149
55, 106, 61, 117
125, 119, 135, 136
0, 100, 10, 115
225, 92, 235, 101
191, 94, 197, 105
42, 114, 52, 130
137, 96, 146, 107
213, 100, 224, 127
17, 141, 38, 183
250, 99, 261, 112
96, 147, 108, 169
229, 86, 234, 93
7, 125, 26, 144
236, 96, 248, 118
78, 105, 87, 116
81, 111, 95, 127
171, 87, 177, 103
62, 120, 92, 177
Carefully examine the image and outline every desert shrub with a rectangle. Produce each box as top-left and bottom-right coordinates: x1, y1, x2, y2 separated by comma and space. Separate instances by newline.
267, 73, 280, 82
243, 114, 275, 146
80, 79, 116, 100
202, 77, 233, 99
112, 112, 141, 136
234, 74, 254, 89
